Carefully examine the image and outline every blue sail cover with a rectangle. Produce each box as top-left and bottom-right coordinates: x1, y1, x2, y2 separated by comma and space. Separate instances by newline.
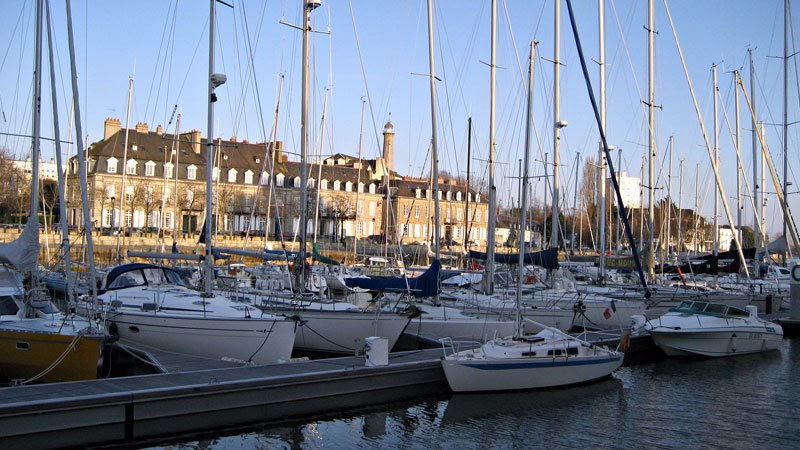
344, 260, 441, 298
468, 247, 559, 269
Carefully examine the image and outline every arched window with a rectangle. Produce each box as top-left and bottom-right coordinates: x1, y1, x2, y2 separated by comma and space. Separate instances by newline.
107, 157, 118, 174
333, 180, 341, 191
244, 170, 254, 184
228, 168, 238, 183
321, 179, 328, 190
187, 165, 197, 180
369, 183, 376, 194
276, 173, 285, 187
345, 181, 353, 192
293, 176, 301, 188
145, 161, 156, 177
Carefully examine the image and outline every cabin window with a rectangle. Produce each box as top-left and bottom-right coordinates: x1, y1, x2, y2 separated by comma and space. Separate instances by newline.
16, 342, 29, 350
521, 351, 537, 357
0, 296, 20, 315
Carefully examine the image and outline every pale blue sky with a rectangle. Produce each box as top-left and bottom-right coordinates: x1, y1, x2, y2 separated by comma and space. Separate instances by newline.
1, 0, 798, 238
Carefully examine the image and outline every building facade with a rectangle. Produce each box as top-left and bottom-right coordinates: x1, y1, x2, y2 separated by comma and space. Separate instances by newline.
66, 118, 489, 246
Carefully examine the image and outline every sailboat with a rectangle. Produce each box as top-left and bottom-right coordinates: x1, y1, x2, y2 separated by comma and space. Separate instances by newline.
0, 0, 110, 383
79, 0, 298, 365
441, 37, 622, 393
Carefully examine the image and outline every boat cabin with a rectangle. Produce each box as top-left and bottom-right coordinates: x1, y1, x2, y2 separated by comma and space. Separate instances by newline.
671, 301, 751, 318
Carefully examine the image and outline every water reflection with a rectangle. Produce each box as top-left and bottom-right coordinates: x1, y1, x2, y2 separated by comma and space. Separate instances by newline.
154, 339, 798, 449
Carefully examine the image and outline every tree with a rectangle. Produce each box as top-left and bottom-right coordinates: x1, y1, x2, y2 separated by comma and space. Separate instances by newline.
329, 194, 355, 240
578, 156, 599, 248
140, 183, 161, 228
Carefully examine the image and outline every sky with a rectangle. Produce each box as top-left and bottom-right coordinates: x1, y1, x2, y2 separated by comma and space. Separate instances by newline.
1, 0, 798, 241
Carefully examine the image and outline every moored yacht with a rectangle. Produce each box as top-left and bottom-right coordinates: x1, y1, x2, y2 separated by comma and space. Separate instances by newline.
644, 301, 783, 357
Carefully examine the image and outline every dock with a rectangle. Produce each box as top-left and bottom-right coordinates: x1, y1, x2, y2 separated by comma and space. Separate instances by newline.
0, 333, 653, 448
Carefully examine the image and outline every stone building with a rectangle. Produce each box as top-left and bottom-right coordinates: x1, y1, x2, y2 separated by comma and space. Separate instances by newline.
66, 118, 489, 246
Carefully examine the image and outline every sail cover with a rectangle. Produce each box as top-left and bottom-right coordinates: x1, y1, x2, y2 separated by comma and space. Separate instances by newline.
468, 247, 559, 269
344, 260, 441, 297
0, 217, 40, 273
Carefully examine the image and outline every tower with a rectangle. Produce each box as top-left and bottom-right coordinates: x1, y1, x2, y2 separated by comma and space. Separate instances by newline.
382, 120, 394, 173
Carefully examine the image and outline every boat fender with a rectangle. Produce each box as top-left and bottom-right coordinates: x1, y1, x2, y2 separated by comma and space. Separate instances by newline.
619, 332, 631, 352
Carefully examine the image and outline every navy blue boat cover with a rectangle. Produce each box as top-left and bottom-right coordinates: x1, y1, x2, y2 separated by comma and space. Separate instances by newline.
468, 247, 559, 269
344, 260, 441, 297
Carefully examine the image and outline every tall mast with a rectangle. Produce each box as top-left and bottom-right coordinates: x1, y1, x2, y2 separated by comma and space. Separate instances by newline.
597, 0, 607, 282
749, 49, 760, 268
783, 0, 789, 253
666, 135, 673, 264
426, 0, 441, 261
734, 71, 742, 245
484, 0, 498, 295
31, 0, 43, 220
116, 76, 133, 264
571, 152, 580, 252
678, 158, 684, 256
45, 0, 72, 297
298, 0, 320, 292
203, 0, 225, 296
646, 0, 655, 280
712, 63, 719, 259
465, 117, 472, 253
517, 41, 536, 338
353, 97, 365, 259
172, 114, 182, 241
551, 0, 562, 250
65, 0, 98, 300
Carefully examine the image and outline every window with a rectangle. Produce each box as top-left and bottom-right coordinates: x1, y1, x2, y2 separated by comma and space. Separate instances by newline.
358, 182, 364, 193
476, 209, 481, 221
475, 193, 480, 202
446, 191, 452, 201
126, 159, 137, 175
107, 157, 118, 174
104, 208, 113, 227
276, 173, 285, 187
369, 201, 376, 217
260, 172, 269, 185
456, 191, 462, 201
457, 208, 463, 220
437, 191, 442, 200
212, 167, 220, 181
415, 188, 421, 198
345, 181, 353, 192
164, 212, 172, 229
321, 179, 328, 190
164, 162, 174, 179
333, 180, 341, 191
356, 221, 364, 235
125, 186, 134, 203
185, 189, 194, 204
187, 165, 197, 180
446, 208, 451, 222
106, 184, 116, 199
357, 201, 363, 215
228, 169, 237, 183
145, 161, 156, 177
415, 205, 421, 218
164, 187, 171, 203
125, 210, 132, 227
369, 184, 376, 194
426, 189, 431, 199
244, 170, 254, 185
308, 178, 315, 189
293, 176, 301, 188
403, 205, 411, 217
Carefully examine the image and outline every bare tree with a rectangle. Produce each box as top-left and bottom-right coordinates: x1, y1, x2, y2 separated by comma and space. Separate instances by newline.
140, 183, 161, 228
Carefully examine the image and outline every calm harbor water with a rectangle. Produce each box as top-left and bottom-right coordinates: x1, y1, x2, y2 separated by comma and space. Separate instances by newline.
148, 338, 799, 449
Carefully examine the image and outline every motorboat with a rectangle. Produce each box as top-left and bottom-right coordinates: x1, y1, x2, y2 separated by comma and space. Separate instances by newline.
80, 263, 297, 365
644, 301, 783, 357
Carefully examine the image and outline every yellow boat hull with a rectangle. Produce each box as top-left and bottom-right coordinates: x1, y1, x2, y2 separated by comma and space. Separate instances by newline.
0, 329, 107, 383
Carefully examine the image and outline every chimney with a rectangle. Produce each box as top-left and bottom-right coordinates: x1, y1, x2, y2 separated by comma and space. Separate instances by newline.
382, 120, 395, 173
156, 124, 163, 135
103, 117, 121, 140
230, 136, 237, 143
190, 129, 202, 154
135, 122, 149, 134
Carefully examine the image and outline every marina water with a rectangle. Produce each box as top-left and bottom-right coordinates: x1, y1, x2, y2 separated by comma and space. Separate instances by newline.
148, 338, 799, 449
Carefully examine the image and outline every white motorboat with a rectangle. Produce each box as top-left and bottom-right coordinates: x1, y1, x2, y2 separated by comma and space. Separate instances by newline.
440, 329, 623, 392
82, 263, 297, 364
644, 301, 783, 357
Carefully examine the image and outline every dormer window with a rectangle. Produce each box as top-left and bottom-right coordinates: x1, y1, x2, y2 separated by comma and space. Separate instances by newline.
187, 164, 197, 180
145, 161, 156, 177
107, 157, 118, 174
369, 184, 376, 194
476, 193, 481, 202
276, 173, 285, 187
293, 176, 301, 188
244, 170, 254, 185
164, 162, 174, 179
345, 181, 353, 192
260, 172, 270, 185
415, 188, 421, 199
358, 182, 365, 193
456, 191, 462, 202
126, 159, 137, 175
308, 178, 315, 189
227, 168, 237, 183
446, 191, 452, 201
333, 180, 341, 191
131, 145, 138, 151
212, 167, 220, 181
321, 179, 328, 190
337, 158, 345, 165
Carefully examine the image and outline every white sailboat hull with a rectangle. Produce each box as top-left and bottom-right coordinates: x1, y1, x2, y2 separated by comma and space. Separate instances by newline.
108, 311, 297, 364
290, 310, 412, 354
441, 353, 622, 392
